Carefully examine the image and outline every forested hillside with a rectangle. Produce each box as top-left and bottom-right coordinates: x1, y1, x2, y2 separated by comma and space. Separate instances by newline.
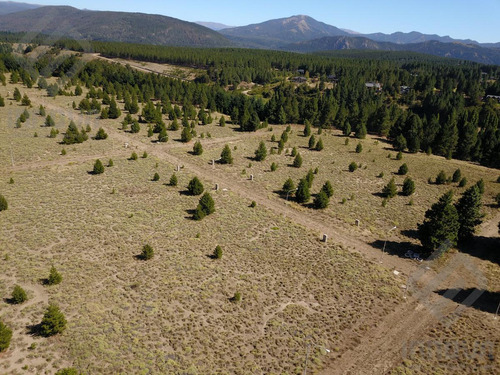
0, 6, 232, 47
1, 38, 499, 168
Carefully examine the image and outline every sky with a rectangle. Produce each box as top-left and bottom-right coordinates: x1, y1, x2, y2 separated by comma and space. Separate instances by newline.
19, 0, 500, 43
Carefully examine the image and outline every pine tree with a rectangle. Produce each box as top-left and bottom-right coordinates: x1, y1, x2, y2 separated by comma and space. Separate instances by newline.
356, 123, 367, 139
219, 116, 226, 127
0, 194, 7, 211
291, 147, 297, 157
295, 178, 310, 203
94, 127, 108, 140
293, 153, 303, 168
130, 121, 140, 133
343, 122, 351, 137
0, 321, 12, 352
194, 192, 215, 220
193, 141, 203, 155
47, 266, 62, 285
254, 141, 267, 161
315, 138, 324, 151
187, 177, 204, 196
181, 127, 192, 142
108, 98, 121, 119
475, 179, 485, 195
313, 190, 329, 209
40, 304, 67, 337
21, 93, 31, 106
13, 87, 21, 101
282, 178, 295, 194
355, 142, 363, 153
419, 191, 460, 252
45, 115, 55, 127
455, 185, 483, 242
321, 181, 334, 198
141, 244, 154, 260
452, 169, 462, 183
169, 174, 178, 186
398, 163, 409, 175
383, 177, 397, 198
158, 127, 168, 142
402, 177, 415, 196
93, 159, 104, 175
11, 285, 28, 304
39, 105, 46, 116
220, 145, 233, 164
435, 170, 447, 185
308, 135, 316, 149
270, 162, 278, 172
348, 162, 358, 172
304, 121, 311, 137
213, 245, 223, 259
153, 172, 160, 181
305, 169, 314, 188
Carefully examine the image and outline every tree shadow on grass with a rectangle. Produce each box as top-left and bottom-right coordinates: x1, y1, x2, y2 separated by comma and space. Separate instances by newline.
457, 236, 500, 265
184, 208, 197, 220
26, 323, 42, 337
369, 239, 424, 260
435, 289, 500, 314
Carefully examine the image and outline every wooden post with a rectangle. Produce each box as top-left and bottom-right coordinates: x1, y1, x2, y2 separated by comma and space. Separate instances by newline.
322, 234, 328, 243
250, 174, 254, 181
355, 219, 360, 227
215, 183, 219, 191
176, 165, 180, 172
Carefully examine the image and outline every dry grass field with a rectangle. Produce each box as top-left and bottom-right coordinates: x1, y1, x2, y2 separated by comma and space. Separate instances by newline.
1, 74, 499, 375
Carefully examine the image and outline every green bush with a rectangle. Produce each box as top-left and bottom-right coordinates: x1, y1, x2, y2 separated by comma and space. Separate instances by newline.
130, 152, 138, 161
193, 141, 203, 155
293, 153, 303, 168
435, 170, 447, 185
355, 143, 363, 153
231, 292, 241, 303
213, 245, 223, 259
0, 321, 13, 352
187, 177, 204, 196
397, 163, 408, 175
254, 141, 267, 161
141, 244, 154, 260
220, 144, 233, 164
0, 194, 7, 211
47, 266, 62, 285
94, 127, 108, 140
11, 285, 28, 304
402, 177, 415, 196
270, 162, 278, 172
93, 159, 104, 175
348, 162, 357, 172
40, 304, 67, 337
169, 174, 178, 186
383, 177, 397, 198
313, 190, 329, 209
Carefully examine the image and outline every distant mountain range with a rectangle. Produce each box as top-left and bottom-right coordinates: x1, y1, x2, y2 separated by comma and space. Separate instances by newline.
284, 36, 500, 65
0, 1, 40, 15
195, 21, 233, 31
220, 15, 349, 49
0, 3, 498, 65
0, 5, 233, 47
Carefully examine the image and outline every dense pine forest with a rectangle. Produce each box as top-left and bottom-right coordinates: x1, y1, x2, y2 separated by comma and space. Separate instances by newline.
1, 34, 499, 168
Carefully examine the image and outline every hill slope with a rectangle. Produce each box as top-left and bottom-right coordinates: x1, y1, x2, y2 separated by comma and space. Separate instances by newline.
220, 15, 349, 48
0, 6, 233, 47
284, 36, 500, 65
0, 1, 40, 15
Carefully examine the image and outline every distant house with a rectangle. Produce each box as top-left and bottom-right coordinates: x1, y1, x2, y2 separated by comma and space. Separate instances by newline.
365, 82, 382, 91
297, 69, 305, 75
485, 95, 500, 103
400, 85, 411, 94
291, 76, 307, 83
